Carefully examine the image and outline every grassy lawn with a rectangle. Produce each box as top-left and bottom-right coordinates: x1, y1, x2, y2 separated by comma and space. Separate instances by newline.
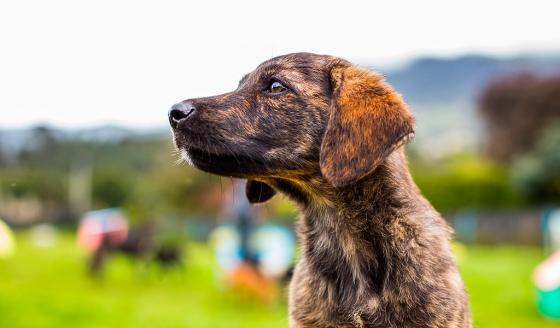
0, 233, 559, 327
458, 246, 560, 327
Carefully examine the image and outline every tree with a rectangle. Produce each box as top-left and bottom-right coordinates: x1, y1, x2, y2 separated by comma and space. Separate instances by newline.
478, 73, 560, 162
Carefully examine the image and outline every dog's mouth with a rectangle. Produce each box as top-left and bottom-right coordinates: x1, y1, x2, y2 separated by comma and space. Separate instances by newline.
181, 146, 267, 177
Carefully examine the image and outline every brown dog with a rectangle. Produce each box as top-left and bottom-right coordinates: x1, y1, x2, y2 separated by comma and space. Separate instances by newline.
169, 53, 470, 327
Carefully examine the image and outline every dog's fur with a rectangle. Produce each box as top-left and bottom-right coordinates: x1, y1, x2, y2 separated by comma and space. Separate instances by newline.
170, 53, 470, 327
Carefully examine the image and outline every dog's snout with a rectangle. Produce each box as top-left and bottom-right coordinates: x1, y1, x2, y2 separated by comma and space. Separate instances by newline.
169, 102, 196, 129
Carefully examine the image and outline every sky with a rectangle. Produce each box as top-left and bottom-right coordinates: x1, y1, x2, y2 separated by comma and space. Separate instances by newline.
1, 0, 559, 128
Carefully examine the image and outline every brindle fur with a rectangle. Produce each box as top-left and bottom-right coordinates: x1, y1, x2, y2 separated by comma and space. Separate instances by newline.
170, 53, 471, 327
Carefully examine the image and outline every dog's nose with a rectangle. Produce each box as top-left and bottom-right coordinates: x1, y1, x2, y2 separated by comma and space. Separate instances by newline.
168, 101, 196, 129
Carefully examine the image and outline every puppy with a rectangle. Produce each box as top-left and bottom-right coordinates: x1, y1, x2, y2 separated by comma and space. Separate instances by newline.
169, 53, 470, 327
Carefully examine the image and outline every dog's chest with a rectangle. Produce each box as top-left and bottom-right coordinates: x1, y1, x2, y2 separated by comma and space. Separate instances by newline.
295, 207, 385, 308
299, 207, 369, 279
290, 208, 470, 328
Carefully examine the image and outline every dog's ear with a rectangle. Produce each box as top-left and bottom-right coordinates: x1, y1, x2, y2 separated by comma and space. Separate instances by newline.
320, 65, 415, 188
245, 180, 277, 203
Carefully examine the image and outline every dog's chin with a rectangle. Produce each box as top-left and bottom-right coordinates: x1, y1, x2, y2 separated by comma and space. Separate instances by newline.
179, 146, 266, 178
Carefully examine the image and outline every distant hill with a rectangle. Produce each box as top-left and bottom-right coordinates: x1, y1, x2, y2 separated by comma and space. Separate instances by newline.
0, 125, 168, 157
383, 54, 560, 105
375, 54, 560, 154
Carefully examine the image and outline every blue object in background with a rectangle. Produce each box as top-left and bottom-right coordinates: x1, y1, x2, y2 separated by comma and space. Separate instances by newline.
534, 208, 560, 320
454, 210, 478, 244
209, 223, 295, 279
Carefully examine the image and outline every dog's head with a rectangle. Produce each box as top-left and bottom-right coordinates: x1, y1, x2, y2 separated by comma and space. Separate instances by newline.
170, 53, 414, 203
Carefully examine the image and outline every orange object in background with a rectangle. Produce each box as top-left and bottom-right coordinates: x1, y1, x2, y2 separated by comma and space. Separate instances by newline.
228, 262, 277, 303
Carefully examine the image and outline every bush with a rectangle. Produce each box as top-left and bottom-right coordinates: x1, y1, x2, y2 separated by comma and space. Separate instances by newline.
410, 153, 524, 211
511, 124, 560, 203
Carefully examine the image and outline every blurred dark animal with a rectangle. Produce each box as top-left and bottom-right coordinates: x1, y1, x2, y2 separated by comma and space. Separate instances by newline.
479, 72, 560, 162
89, 224, 182, 274
169, 53, 470, 327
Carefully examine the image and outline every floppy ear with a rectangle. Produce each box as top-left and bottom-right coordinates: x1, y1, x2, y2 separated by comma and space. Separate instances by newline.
245, 180, 277, 204
320, 65, 415, 188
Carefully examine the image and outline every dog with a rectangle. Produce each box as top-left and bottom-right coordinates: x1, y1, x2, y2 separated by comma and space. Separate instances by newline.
169, 53, 470, 327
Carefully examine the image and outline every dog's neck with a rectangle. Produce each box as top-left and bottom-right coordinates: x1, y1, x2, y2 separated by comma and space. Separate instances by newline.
270, 149, 446, 298
273, 149, 428, 216
321, 150, 420, 212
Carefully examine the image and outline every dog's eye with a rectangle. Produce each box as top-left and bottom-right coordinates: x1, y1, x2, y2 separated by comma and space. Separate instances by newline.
266, 80, 288, 94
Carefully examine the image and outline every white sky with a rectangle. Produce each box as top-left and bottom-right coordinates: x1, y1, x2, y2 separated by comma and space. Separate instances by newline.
1, 0, 559, 128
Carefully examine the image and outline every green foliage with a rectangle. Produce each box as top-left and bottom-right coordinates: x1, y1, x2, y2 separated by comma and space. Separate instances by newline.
0, 127, 225, 223
92, 166, 133, 208
511, 124, 560, 203
410, 152, 524, 211
0, 167, 67, 202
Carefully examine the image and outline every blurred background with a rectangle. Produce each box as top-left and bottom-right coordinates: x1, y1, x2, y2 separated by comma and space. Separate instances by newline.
1, 1, 560, 327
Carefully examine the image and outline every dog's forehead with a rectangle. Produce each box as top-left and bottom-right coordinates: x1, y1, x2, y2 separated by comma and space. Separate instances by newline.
238, 53, 350, 91
261, 52, 332, 67
252, 53, 336, 76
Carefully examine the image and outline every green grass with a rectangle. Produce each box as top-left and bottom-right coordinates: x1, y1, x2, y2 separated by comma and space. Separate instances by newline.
0, 233, 287, 328
458, 246, 560, 327
0, 233, 559, 327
